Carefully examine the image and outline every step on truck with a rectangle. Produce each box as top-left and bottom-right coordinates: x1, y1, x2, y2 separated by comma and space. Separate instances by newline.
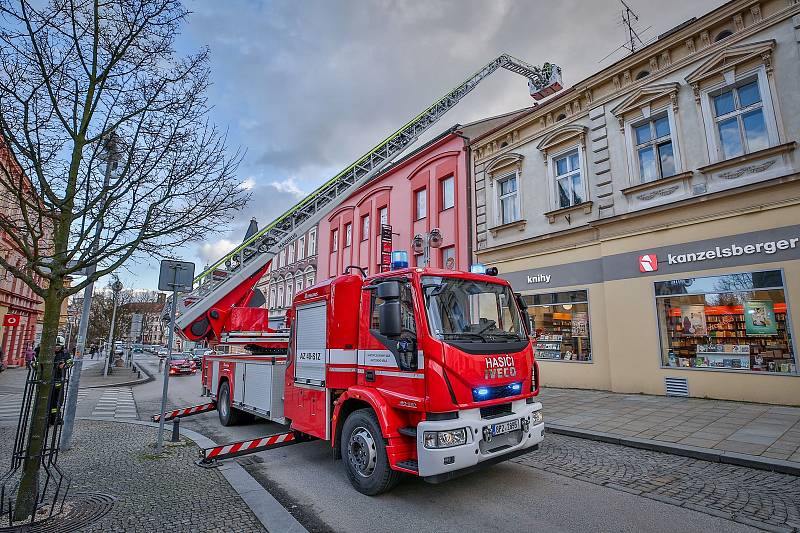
196, 266, 543, 494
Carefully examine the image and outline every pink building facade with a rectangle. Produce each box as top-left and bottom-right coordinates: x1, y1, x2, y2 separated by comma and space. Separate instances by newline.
317, 114, 523, 280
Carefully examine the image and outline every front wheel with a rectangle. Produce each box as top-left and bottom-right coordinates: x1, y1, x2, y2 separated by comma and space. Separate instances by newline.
340, 408, 401, 495
217, 381, 244, 426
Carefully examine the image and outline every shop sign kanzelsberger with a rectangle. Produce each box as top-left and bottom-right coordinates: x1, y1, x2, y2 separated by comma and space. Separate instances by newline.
500, 225, 800, 291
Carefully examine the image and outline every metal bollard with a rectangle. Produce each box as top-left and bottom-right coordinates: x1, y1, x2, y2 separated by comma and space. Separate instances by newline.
171, 417, 180, 442
138, 371, 142, 378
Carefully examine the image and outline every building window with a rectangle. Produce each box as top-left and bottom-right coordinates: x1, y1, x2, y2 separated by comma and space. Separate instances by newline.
553, 149, 583, 209
286, 279, 293, 306
497, 173, 519, 225
308, 229, 317, 256
305, 267, 315, 289
655, 270, 796, 373
523, 290, 592, 362
711, 78, 769, 160
278, 249, 285, 268
414, 253, 425, 267
441, 176, 454, 210
379, 206, 388, 227
344, 223, 352, 247
361, 214, 370, 241
415, 188, 427, 220
715, 29, 733, 42
331, 229, 338, 252
277, 284, 284, 308
287, 242, 295, 265
295, 274, 303, 295
633, 114, 675, 182
269, 287, 276, 309
441, 246, 455, 270
297, 236, 305, 261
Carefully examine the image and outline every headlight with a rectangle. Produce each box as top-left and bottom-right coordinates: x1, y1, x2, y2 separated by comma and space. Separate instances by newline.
530, 410, 543, 425
423, 428, 468, 449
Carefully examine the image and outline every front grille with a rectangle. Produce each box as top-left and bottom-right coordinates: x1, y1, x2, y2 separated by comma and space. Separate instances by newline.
480, 403, 513, 419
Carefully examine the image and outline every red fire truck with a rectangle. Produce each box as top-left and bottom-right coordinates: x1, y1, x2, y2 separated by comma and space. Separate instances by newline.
192, 265, 542, 494
156, 55, 561, 494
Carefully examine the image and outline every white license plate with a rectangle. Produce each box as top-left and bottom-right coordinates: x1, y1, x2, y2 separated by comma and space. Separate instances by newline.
491, 419, 520, 436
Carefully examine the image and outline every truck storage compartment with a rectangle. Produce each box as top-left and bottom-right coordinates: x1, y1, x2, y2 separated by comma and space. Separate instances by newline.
294, 301, 327, 386
231, 360, 286, 420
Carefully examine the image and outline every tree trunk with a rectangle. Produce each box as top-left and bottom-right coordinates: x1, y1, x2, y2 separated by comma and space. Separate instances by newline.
13, 283, 64, 522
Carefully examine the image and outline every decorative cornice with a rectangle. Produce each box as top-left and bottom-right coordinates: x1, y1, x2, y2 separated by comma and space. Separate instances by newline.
543, 201, 593, 224
610, 82, 681, 131
488, 218, 527, 237
536, 125, 587, 162
697, 141, 795, 174
685, 39, 776, 101
485, 153, 524, 175
620, 171, 693, 196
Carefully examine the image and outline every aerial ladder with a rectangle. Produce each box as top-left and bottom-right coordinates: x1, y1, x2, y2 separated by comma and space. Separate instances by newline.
173, 54, 564, 344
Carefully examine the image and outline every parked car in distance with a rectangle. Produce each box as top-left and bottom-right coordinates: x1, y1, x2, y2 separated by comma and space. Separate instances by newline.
157, 348, 169, 358
168, 353, 196, 375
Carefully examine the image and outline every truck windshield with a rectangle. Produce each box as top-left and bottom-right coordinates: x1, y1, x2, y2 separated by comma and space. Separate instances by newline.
421, 276, 525, 342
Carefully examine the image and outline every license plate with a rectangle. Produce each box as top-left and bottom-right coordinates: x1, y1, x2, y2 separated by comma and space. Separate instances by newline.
491, 419, 520, 436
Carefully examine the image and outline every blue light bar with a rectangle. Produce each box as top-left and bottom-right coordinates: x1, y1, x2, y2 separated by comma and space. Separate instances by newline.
476, 388, 489, 397
509, 383, 522, 392
470, 263, 486, 274
391, 250, 409, 269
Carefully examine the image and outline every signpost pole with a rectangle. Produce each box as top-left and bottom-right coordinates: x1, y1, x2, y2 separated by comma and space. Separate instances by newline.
155, 259, 194, 454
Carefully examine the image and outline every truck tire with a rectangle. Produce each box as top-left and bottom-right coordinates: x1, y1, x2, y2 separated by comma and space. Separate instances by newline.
217, 381, 244, 426
340, 408, 401, 495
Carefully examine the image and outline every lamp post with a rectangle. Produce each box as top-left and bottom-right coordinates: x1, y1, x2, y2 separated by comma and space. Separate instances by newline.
103, 276, 123, 377
412, 228, 443, 267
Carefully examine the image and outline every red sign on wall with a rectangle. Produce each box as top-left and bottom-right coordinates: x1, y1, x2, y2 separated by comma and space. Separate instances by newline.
638, 254, 658, 273
380, 224, 392, 272
3, 314, 21, 327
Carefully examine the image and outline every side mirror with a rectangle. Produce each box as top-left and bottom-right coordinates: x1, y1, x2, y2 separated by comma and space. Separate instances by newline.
515, 293, 532, 336
376, 280, 401, 300
379, 300, 402, 338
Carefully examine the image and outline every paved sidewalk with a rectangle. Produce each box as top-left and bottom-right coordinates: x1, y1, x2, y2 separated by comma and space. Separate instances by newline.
541, 387, 800, 472
0, 420, 265, 532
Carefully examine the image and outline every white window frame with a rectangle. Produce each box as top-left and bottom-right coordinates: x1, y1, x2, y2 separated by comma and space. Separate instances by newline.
278, 249, 285, 268
297, 236, 305, 261
414, 188, 427, 220
361, 214, 370, 241
441, 246, 456, 270
700, 66, 779, 163
547, 145, 587, 211
287, 242, 295, 265
379, 206, 388, 227
494, 171, 521, 226
441, 176, 454, 211
277, 283, 284, 308
625, 106, 682, 185
295, 273, 303, 295
308, 229, 317, 256
345, 223, 352, 247
286, 278, 293, 306
331, 229, 338, 252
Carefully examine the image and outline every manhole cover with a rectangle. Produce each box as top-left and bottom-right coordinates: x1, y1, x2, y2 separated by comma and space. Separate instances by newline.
0, 492, 115, 533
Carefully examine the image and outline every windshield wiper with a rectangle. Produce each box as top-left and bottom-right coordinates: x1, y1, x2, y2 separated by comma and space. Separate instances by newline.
440, 332, 488, 343
484, 331, 526, 341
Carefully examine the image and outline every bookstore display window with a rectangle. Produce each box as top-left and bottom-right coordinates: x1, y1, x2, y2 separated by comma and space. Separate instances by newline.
523, 290, 592, 362
655, 270, 796, 374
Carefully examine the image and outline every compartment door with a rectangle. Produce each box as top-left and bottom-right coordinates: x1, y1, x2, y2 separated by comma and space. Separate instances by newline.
294, 301, 327, 386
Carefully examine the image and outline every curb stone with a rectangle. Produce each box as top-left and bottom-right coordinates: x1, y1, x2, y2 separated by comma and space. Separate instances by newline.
78, 416, 308, 533
546, 424, 800, 477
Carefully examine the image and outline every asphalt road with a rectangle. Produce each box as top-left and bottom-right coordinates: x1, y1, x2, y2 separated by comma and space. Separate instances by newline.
131, 354, 762, 533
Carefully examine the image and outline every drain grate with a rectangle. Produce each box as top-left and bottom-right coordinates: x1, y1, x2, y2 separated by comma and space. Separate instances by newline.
0, 492, 115, 533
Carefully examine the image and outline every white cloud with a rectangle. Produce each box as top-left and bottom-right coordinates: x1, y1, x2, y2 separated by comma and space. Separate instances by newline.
268, 177, 305, 198
239, 177, 256, 190
198, 239, 238, 266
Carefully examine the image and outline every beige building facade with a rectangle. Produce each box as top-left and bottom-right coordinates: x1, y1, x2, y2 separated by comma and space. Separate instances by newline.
470, 0, 800, 405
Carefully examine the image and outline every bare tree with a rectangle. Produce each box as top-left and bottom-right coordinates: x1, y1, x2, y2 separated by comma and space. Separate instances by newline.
0, 0, 248, 520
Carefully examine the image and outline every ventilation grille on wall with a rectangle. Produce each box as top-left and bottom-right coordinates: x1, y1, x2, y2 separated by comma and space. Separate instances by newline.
665, 377, 689, 397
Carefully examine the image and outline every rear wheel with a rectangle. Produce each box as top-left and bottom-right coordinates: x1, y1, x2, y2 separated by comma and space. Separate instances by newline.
217, 381, 244, 426
340, 408, 401, 495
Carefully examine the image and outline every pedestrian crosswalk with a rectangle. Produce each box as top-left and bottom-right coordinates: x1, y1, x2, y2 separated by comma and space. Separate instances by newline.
0, 387, 138, 425
90, 387, 138, 420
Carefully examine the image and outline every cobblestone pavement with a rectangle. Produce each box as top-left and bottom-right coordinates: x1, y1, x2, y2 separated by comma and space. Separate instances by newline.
541, 388, 800, 463
0, 421, 265, 532
514, 433, 800, 532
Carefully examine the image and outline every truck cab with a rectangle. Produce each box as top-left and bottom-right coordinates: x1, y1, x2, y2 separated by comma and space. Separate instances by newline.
284, 267, 543, 494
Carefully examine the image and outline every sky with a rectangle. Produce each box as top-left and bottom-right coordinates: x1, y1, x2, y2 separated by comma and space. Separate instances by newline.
115, 0, 727, 290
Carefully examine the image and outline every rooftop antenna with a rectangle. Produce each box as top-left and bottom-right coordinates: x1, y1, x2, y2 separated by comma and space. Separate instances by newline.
598, 0, 652, 63
620, 0, 645, 54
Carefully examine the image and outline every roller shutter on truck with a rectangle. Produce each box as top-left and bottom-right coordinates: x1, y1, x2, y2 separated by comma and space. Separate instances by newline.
294, 301, 327, 386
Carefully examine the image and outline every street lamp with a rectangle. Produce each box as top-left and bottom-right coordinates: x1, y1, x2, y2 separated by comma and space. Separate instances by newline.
412, 228, 443, 267
103, 276, 123, 376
